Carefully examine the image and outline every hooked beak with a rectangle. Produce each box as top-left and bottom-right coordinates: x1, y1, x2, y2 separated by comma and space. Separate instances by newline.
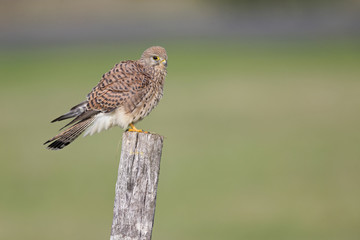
161, 59, 167, 67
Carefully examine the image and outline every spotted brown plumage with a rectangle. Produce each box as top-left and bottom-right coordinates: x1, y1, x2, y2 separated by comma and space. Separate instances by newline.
44, 46, 168, 150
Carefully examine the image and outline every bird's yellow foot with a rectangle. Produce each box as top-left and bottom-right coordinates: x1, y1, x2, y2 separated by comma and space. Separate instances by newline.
127, 123, 149, 133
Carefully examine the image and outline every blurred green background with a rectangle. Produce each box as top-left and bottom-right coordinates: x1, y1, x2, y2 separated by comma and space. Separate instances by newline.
1, 1, 360, 240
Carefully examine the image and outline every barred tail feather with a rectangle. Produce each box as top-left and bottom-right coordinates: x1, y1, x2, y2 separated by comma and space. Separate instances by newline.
44, 117, 95, 150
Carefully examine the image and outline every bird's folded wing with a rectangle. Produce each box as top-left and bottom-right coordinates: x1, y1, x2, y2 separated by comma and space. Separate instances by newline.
86, 61, 151, 113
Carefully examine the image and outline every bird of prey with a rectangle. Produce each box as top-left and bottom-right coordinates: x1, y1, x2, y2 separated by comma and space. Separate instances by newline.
44, 46, 168, 150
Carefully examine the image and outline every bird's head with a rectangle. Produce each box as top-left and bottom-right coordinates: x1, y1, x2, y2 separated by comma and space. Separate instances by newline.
140, 46, 168, 70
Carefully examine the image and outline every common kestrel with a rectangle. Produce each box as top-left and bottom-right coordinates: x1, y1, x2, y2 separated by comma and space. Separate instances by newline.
44, 46, 168, 150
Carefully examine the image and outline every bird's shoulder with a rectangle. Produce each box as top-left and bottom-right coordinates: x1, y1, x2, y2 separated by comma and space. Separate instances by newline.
88, 60, 151, 95
85, 60, 152, 112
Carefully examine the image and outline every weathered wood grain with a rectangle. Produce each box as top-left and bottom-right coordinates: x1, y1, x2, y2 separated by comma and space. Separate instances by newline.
110, 131, 164, 240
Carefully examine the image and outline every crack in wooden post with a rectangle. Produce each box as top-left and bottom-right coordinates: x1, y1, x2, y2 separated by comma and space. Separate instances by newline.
110, 131, 164, 240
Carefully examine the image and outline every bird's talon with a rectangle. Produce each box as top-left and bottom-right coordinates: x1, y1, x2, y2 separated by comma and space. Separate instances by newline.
128, 123, 149, 133
128, 128, 142, 133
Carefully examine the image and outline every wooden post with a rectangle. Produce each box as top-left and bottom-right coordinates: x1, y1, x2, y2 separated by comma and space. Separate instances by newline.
110, 131, 164, 240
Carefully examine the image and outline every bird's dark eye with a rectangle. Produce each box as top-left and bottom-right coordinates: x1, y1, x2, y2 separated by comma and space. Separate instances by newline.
153, 56, 159, 61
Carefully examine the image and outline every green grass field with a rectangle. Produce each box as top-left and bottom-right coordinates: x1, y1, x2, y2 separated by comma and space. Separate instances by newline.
1, 40, 360, 240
